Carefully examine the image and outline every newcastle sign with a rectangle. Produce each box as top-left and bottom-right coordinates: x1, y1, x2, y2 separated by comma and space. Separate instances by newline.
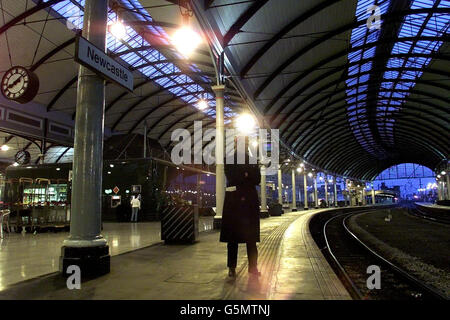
75, 36, 133, 92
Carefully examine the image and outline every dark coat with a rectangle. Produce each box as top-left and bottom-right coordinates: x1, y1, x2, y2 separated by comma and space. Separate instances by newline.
220, 162, 261, 243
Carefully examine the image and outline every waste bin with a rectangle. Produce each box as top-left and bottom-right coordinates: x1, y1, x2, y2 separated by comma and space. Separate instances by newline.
269, 203, 283, 216
161, 205, 199, 244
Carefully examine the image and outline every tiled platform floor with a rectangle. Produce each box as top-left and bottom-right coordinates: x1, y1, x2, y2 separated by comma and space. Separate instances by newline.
0, 210, 351, 300
0, 218, 214, 289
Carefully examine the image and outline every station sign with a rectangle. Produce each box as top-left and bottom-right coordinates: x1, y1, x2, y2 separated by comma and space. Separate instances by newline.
75, 36, 133, 92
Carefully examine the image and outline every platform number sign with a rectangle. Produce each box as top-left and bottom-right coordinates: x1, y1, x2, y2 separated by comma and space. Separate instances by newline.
1, 66, 39, 104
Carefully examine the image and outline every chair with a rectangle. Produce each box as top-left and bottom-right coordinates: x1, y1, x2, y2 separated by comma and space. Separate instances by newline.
0, 210, 11, 239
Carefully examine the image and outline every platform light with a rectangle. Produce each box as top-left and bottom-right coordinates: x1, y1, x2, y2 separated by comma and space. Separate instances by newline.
1, 145, 9, 151
12, 162, 19, 167
172, 25, 202, 57
110, 164, 115, 168
235, 113, 256, 134
437, 174, 441, 179
56, 168, 61, 171
197, 99, 208, 110
300, 163, 305, 167
109, 20, 126, 39
308, 172, 313, 178
441, 171, 446, 175
296, 167, 303, 173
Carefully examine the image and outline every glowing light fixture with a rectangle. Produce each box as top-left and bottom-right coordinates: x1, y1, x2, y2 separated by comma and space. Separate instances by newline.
235, 113, 256, 134
109, 20, 126, 39
441, 171, 446, 175
172, 26, 202, 57
308, 172, 313, 178
296, 167, 303, 173
12, 162, 19, 167
1, 145, 9, 151
197, 99, 208, 110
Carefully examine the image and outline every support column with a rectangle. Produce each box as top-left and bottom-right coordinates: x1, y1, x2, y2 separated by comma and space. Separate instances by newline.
446, 174, 450, 200
333, 176, 338, 207
372, 184, 376, 205
314, 174, 318, 209
438, 181, 444, 201
212, 85, 226, 217
291, 169, 297, 211
277, 167, 283, 205
303, 173, 308, 210
60, 0, 109, 277
324, 174, 328, 207
261, 166, 267, 213
362, 187, 367, 205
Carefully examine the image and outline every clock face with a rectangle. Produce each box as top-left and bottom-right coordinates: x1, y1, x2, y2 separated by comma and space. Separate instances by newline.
1, 66, 39, 104
15, 150, 31, 165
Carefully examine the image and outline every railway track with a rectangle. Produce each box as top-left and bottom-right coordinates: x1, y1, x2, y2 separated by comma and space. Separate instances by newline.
311, 209, 447, 300
405, 204, 450, 225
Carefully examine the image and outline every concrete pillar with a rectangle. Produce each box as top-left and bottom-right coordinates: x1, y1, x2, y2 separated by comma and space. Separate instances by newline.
438, 181, 444, 201
291, 169, 297, 211
324, 174, 328, 207
314, 174, 318, 208
371, 184, 376, 205
277, 167, 283, 205
303, 173, 308, 210
212, 85, 226, 216
261, 166, 267, 212
333, 177, 338, 207
60, 0, 110, 276
362, 187, 367, 205
446, 174, 450, 200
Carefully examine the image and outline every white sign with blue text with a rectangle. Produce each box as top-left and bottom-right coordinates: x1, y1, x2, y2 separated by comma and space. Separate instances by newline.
75, 36, 133, 92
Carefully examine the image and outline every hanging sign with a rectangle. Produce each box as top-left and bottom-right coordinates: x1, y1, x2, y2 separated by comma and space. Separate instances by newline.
75, 35, 133, 92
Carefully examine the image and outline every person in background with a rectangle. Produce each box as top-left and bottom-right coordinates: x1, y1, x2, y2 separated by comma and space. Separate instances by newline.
130, 195, 141, 222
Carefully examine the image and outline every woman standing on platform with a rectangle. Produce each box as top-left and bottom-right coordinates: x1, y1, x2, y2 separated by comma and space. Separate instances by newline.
130, 195, 141, 222
220, 139, 261, 278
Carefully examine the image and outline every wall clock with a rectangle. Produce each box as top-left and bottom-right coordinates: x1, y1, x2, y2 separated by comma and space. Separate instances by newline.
15, 150, 31, 165
1, 66, 39, 104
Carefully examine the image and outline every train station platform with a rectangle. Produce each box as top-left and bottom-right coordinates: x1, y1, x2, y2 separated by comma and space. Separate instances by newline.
0, 209, 351, 300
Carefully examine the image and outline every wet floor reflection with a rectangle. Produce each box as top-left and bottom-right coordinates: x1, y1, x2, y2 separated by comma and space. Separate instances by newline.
0, 217, 213, 289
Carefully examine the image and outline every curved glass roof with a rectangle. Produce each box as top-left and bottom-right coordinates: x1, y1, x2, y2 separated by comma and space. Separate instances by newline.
346, 0, 449, 156
45, 0, 237, 119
